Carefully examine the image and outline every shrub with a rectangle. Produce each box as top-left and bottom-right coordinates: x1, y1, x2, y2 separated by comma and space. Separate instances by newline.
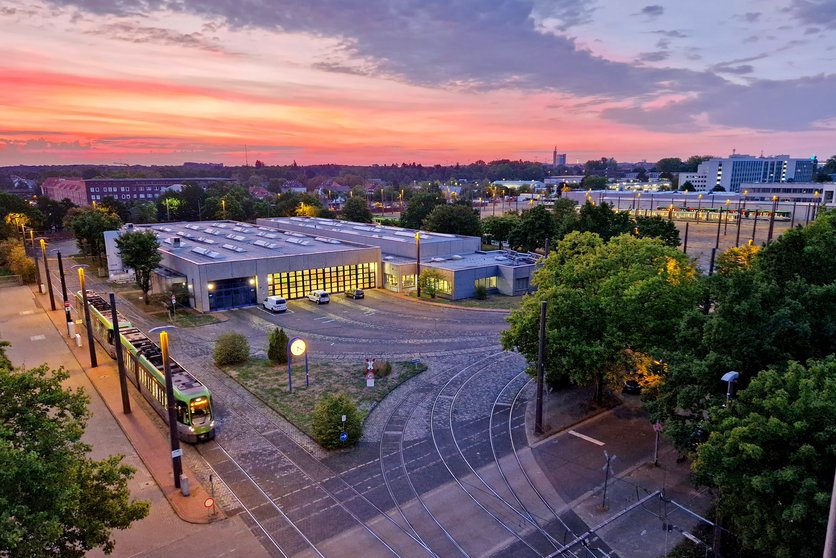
311, 393, 362, 449
213, 333, 250, 366
474, 284, 488, 300
4, 244, 36, 283
267, 327, 289, 364
376, 360, 392, 378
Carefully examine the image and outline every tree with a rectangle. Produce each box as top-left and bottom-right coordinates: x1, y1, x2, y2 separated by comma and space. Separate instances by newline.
693, 358, 836, 558
580, 175, 608, 189
571, 201, 634, 242
683, 155, 712, 172
635, 215, 681, 247
341, 196, 373, 223
679, 181, 695, 192
400, 191, 444, 229
311, 393, 362, 448
98, 196, 130, 221
422, 204, 481, 237
418, 268, 446, 298
508, 205, 556, 252
0, 364, 149, 556
502, 232, 701, 400
115, 230, 163, 305
656, 157, 684, 174
65, 207, 122, 263
267, 327, 289, 364
129, 201, 158, 224
482, 214, 519, 248
552, 198, 579, 239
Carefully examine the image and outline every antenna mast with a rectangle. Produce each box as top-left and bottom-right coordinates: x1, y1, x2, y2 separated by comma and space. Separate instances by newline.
244, 144, 249, 166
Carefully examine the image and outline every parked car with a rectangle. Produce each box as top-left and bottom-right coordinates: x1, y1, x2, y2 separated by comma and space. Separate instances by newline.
307, 290, 330, 304
623, 379, 642, 395
263, 296, 288, 313
344, 289, 364, 299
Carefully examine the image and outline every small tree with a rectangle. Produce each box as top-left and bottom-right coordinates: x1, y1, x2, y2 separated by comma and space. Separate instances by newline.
418, 268, 446, 299
0, 364, 149, 557
267, 327, 289, 364
474, 284, 488, 300
115, 230, 163, 305
213, 333, 250, 366
64, 207, 122, 263
311, 393, 362, 449
422, 204, 481, 237
341, 196, 373, 223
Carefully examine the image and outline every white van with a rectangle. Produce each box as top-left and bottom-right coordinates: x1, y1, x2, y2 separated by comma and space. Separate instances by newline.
307, 290, 330, 304
263, 296, 288, 313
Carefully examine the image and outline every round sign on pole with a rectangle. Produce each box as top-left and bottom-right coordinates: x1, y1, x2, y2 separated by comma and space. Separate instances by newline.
204, 497, 215, 508
290, 338, 307, 356
64, 301, 71, 308
339, 432, 348, 443
653, 422, 663, 432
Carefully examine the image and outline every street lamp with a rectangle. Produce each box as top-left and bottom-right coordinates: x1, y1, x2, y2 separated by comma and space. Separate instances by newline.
52, 249, 72, 334
221, 198, 227, 220
286, 337, 308, 393
109, 292, 131, 415
721, 371, 739, 404
696, 194, 703, 222
72, 264, 97, 368
38, 238, 56, 310
724, 199, 731, 234
767, 195, 779, 243
415, 231, 422, 298
148, 326, 183, 490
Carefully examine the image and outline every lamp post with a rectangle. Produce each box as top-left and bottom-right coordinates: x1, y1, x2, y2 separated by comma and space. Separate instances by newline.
221, 198, 227, 220
109, 293, 131, 414
715, 204, 723, 249
53, 249, 72, 332
415, 231, 421, 298
534, 300, 547, 435
73, 265, 97, 368
813, 190, 821, 221
39, 239, 56, 310
148, 326, 183, 489
634, 192, 641, 218
724, 199, 731, 234
721, 370, 739, 404
767, 195, 778, 243
696, 194, 702, 222
286, 337, 308, 393
751, 207, 760, 244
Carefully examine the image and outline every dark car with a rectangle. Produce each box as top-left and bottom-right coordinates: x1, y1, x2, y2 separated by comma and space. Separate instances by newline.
345, 289, 364, 299
623, 379, 642, 395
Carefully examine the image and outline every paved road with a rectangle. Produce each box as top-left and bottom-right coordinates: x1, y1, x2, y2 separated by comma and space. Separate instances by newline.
37, 239, 709, 557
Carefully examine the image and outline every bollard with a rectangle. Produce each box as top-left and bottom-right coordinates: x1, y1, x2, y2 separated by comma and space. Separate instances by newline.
68, 321, 75, 338
40, 283, 46, 294
75, 333, 82, 347
179, 474, 190, 497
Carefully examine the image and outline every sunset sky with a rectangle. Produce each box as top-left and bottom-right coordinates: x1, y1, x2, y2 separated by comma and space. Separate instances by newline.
1, 1, 834, 166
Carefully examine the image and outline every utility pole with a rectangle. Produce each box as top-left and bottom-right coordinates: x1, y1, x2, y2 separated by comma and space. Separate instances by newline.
535, 300, 547, 434
109, 293, 131, 414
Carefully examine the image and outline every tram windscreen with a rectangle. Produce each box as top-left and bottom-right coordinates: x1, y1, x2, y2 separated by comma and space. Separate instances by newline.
189, 397, 211, 425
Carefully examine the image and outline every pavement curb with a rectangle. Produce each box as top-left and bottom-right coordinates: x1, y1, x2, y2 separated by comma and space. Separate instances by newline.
30, 286, 225, 525
387, 291, 512, 313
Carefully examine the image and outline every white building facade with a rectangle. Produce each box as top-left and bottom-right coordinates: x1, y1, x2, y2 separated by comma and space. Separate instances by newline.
684, 155, 817, 193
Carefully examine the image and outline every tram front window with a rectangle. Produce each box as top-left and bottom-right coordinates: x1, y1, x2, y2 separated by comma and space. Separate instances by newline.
189, 397, 211, 426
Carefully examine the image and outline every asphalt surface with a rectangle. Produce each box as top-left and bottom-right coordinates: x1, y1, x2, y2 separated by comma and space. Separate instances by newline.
34, 238, 712, 558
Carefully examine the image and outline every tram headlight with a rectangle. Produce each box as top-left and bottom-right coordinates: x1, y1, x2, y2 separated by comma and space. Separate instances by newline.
210, 420, 215, 427
188, 426, 195, 432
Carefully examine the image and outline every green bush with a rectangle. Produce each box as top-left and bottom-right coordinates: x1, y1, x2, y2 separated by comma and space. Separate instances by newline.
474, 285, 488, 300
267, 327, 289, 364
377, 360, 392, 377
311, 393, 362, 449
213, 333, 250, 366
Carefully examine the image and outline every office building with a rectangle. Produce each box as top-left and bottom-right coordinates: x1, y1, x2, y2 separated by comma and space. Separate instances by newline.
43, 176, 232, 206
681, 155, 817, 193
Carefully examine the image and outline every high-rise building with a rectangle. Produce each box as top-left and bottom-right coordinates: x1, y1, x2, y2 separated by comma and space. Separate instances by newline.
680, 155, 817, 193
552, 147, 567, 167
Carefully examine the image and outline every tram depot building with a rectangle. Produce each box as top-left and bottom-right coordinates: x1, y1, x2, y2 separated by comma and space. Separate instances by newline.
105, 217, 538, 312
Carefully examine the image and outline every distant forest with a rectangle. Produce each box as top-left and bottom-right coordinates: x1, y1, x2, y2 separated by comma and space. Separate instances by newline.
0, 160, 577, 189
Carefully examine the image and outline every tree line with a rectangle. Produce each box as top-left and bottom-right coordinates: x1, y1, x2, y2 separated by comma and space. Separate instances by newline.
501, 209, 836, 557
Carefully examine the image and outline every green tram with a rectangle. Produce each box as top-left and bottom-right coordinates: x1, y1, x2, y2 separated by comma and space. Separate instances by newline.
76, 290, 216, 443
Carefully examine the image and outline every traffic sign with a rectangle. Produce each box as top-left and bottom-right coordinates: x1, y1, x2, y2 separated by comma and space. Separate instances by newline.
366, 371, 375, 387
64, 301, 71, 308
204, 497, 215, 508
653, 422, 663, 432
171, 448, 183, 458
339, 432, 348, 443
171, 295, 176, 305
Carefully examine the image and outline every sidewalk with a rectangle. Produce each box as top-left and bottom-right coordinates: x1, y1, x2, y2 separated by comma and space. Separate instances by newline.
32, 285, 222, 525
526, 385, 714, 557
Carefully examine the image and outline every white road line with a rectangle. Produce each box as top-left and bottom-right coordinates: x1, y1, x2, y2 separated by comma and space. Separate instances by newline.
568, 429, 605, 446
30, 334, 46, 341
19, 310, 34, 315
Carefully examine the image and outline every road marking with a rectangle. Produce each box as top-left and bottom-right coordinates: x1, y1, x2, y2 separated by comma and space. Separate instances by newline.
568, 429, 605, 446
30, 334, 46, 341
321, 319, 335, 324
19, 310, 34, 315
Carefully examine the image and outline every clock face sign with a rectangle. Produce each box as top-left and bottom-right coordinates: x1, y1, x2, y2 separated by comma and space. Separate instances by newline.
290, 338, 307, 356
